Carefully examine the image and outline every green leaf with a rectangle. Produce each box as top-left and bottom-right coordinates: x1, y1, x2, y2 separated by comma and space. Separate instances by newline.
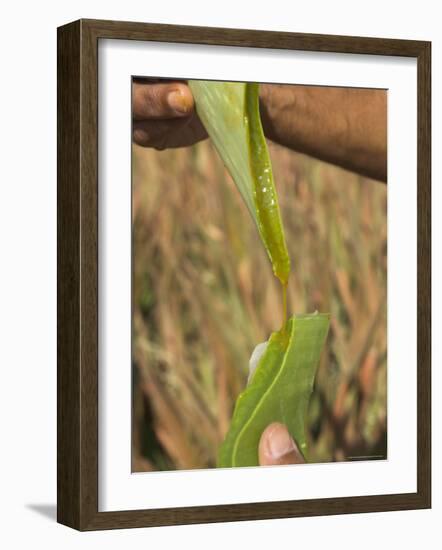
189, 80, 329, 466
189, 80, 290, 285
218, 313, 330, 468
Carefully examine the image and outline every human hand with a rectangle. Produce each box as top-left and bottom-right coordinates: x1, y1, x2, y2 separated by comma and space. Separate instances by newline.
132, 79, 207, 150
248, 345, 305, 466
258, 422, 305, 466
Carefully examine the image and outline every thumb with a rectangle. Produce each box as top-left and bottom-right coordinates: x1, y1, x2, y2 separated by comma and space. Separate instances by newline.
258, 422, 305, 466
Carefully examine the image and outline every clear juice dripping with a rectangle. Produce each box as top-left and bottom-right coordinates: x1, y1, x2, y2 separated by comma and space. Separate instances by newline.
281, 280, 288, 331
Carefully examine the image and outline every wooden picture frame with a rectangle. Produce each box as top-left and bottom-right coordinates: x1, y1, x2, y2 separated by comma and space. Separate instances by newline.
57, 18, 431, 530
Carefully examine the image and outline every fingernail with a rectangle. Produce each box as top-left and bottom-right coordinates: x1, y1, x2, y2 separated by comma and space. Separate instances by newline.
268, 425, 296, 459
248, 341, 268, 384
167, 90, 190, 114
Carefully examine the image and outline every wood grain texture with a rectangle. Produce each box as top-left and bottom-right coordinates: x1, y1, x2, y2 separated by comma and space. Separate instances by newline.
416, 41, 431, 507
57, 20, 81, 529
57, 19, 99, 530
57, 18, 431, 531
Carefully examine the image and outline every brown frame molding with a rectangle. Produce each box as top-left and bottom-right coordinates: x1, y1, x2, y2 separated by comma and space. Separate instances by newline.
57, 18, 431, 531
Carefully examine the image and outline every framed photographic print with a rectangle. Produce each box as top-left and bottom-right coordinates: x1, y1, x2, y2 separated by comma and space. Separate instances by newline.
57, 19, 431, 530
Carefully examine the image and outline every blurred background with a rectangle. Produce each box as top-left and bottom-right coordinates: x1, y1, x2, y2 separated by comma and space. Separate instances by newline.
132, 115, 387, 472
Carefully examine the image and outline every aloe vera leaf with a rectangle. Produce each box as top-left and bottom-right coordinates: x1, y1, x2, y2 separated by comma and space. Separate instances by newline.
244, 83, 290, 285
218, 313, 330, 468
189, 80, 290, 284
189, 81, 329, 466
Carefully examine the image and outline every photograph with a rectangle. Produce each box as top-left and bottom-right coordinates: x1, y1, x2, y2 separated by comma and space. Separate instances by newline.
131, 78, 388, 472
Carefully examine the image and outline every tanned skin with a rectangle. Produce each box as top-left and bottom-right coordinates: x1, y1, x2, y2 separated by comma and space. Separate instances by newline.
132, 79, 387, 182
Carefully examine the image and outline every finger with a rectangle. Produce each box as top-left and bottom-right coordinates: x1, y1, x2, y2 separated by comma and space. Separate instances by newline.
133, 118, 186, 148
132, 81, 194, 120
258, 422, 305, 466
248, 341, 268, 384
133, 115, 207, 149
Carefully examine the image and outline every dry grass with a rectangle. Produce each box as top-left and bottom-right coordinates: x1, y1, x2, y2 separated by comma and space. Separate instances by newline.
132, 134, 387, 471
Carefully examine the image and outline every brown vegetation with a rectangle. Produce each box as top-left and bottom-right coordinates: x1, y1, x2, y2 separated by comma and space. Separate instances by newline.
132, 137, 387, 471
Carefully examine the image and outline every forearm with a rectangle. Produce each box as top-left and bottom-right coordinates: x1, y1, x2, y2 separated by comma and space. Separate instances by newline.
259, 84, 387, 182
